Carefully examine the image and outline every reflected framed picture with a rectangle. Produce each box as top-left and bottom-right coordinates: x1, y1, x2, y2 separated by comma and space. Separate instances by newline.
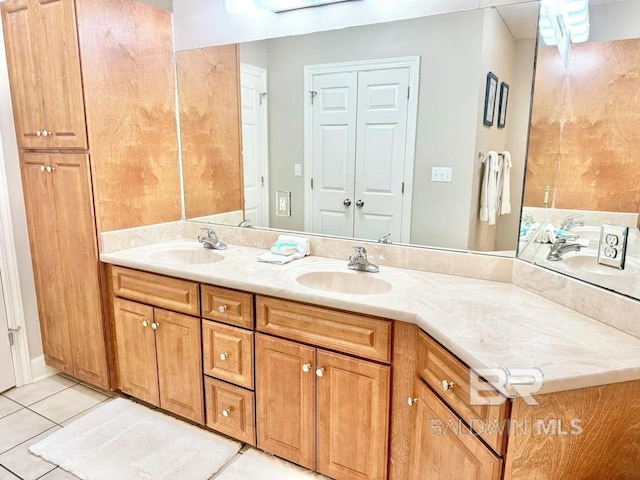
483, 71, 498, 126
498, 81, 509, 128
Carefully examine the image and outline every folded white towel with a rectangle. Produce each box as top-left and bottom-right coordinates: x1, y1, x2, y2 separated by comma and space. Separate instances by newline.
258, 235, 310, 264
534, 223, 557, 243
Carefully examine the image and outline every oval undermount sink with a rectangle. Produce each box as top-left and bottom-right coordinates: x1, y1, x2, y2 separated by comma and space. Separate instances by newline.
148, 248, 224, 265
561, 252, 640, 276
295, 271, 393, 295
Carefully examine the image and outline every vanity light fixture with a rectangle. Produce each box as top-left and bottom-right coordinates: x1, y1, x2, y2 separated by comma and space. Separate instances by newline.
224, 0, 354, 14
539, 0, 589, 46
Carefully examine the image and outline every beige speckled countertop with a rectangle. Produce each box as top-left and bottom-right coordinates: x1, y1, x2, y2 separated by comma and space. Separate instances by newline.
100, 238, 640, 396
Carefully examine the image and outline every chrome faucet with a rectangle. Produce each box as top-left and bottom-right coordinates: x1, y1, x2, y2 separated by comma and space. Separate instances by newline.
348, 247, 379, 273
237, 219, 253, 228
560, 214, 585, 232
546, 237, 581, 261
378, 233, 392, 244
198, 228, 227, 250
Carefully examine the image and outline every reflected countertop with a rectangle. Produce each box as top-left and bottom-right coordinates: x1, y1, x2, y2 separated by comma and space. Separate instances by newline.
101, 238, 640, 396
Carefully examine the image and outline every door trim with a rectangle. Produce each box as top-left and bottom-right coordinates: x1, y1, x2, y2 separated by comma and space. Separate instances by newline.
303, 56, 420, 243
0, 137, 32, 387
240, 63, 270, 227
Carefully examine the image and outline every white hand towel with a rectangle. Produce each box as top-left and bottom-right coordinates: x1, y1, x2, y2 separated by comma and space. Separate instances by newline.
258, 235, 310, 264
499, 151, 512, 215
479, 151, 500, 225
535, 223, 557, 243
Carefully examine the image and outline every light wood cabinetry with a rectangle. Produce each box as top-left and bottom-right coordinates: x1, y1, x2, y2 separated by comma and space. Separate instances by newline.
203, 320, 254, 389
204, 377, 256, 445
256, 306, 391, 480
20, 153, 108, 388
202, 285, 254, 329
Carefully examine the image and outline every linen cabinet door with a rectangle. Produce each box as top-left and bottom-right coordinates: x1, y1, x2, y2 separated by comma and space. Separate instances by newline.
155, 309, 204, 424
113, 298, 159, 406
256, 334, 316, 470
408, 378, 502, 480
316, 350, 391, 480
20, 153, 72, 374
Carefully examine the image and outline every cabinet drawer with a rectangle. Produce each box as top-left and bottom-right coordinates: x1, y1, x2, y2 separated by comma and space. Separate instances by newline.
256, 296, 391, 363
111, 266, 199, 316
203, 320, 254, 389
205, 377, 256, 446
202, 285, 253, 329
417, 330, 509, 455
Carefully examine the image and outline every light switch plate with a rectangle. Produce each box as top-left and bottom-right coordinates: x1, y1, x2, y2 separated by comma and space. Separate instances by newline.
431, 167, 453, 182
294, 163, 302, 176
597, 224, 628, 269
276, 190, 291, 217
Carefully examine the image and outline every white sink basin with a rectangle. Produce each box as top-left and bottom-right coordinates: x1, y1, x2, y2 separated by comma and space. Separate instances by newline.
148, 247, 224, 265
560, 251, 640, 276
295, 271, 393, 295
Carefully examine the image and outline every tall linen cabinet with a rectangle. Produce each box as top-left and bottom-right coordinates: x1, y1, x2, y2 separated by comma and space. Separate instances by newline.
1, 0, 181, 389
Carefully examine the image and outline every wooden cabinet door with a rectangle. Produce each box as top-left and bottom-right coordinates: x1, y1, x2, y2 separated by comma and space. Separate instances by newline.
408, 378, 502, 480
19, 153, 72, 373
33, 0, 87, 149
113, 298, 159, 406
256, 334, 316, 470
316, 350, 391, 480
1, 0, 48, 149
50, 154, 107, 388
155, 309, 204, 424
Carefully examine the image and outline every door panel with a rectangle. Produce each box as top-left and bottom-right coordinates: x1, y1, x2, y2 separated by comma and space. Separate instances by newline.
354, 67, 410, 242
317, 350, 390, 480
311, 72, 357, 237
155, 309, 204, 424
113, 298, 159, 406
256, 334, 316, 470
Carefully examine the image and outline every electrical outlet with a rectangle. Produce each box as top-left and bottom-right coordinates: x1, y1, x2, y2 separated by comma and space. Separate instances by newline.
597, 224, 628, 269
431, 167, 453, 182
276, 190, 291, 217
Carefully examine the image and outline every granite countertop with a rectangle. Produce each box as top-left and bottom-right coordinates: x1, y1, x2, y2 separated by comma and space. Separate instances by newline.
100, 238, 640, 396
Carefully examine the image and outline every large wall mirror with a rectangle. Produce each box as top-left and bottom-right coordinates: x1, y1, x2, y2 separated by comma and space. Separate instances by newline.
172, 0, 539, 254
519, 0, 640, 300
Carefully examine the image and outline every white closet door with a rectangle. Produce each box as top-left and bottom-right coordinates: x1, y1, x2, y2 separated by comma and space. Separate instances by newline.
0, 273, 15, 392
241, 64, 269, 227
310, 71, 358, 237
353, 67, 410, 243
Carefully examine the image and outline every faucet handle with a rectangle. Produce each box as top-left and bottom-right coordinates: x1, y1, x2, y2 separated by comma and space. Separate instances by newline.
353, 246, 367, 258
199, 227, 214, 238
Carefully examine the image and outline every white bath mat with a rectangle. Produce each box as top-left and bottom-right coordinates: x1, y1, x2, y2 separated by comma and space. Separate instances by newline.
215, 448, 328, 480
29, 398, 242, 480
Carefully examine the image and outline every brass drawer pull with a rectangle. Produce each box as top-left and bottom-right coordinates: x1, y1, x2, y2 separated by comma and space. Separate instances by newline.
219, 352, 229, 361
441, 380, 455, 391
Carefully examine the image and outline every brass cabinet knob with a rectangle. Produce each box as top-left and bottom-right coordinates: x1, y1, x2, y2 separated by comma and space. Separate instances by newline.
151, 322, 159, 330
441, 380, 455, 391
142, 320, 149, 328
218, 305, 228, 313
407, 396, 418, 407
222, 409, 231, 417
302, 363, 312, 373
36, 130, 42, 137
42, 130, 50, 137
316, 368, 325, 378
219, 352, 229, 361
40, 166, 46, 172
45, 166, 54, 173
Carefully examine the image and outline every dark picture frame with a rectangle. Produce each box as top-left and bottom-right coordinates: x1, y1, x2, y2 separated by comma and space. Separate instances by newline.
497, 81, 509, 128
483, 72, 498, 126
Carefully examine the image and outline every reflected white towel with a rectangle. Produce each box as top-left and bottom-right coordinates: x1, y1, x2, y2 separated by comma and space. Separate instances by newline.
479, 151, 500, 225
499, 151, 512, 215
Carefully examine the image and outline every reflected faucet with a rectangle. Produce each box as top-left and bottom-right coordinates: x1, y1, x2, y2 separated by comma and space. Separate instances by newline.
348, 247, 379, 273
238, 219, 253, 228
378, 233, 392, 244
560, 214, 585, 232
546, 238, 581, 261
198, 228, 227, 250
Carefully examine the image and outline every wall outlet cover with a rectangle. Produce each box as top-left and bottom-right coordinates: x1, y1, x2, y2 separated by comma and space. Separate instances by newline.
431, 166, 453, 182
597, 224, 628, 269
276, 190, 291, 217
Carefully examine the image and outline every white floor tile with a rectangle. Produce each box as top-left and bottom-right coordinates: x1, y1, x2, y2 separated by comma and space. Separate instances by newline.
0, 409, 56, 454
3, 376, 76, 407
29, 384, 109, 424
0, 426, 60, 480
0, 397, 21, 419
38, 467, 81, 479
61, 398, 113, 426
0, 466, 20, 480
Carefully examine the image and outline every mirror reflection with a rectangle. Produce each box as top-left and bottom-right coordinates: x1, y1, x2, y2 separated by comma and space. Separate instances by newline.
518, 0, 640, 300
175, 3, 539, 254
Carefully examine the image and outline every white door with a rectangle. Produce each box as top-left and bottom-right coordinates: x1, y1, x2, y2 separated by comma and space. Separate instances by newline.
0, 273, 15, 392
240, 64, 269, 227
310, 71, 358, 237
353, 67, 410, 242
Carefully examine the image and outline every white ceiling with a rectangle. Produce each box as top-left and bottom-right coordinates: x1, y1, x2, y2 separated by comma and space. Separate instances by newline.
495, 1, 540, 40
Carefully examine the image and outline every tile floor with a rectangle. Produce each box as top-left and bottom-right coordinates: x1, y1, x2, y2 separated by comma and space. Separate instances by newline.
0, 374, 325, 480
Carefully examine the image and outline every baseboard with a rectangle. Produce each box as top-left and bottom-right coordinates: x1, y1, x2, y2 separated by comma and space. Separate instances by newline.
30, 355, 58, 382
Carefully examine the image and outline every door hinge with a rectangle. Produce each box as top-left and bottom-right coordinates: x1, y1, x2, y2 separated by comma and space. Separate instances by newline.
261, 176, 265, 187
402, 182, 405, 194
7, 325, 21, 347
311, 178, 314, 189
260, 92, 267, 105
407, 86, 410, 99
310, 90, 318, 105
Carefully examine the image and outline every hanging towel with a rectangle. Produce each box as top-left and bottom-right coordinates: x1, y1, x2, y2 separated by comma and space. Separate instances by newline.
479, 151, 500, 225
499, 151, 512, 215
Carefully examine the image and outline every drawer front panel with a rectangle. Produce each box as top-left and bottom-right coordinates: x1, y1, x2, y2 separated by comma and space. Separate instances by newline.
203, 320, 254, 389
202, 285, 253, 329
417, 330, 509, 455
256, 296, 391, 363
205, 377, 256, 445
111, 266, 199, 316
